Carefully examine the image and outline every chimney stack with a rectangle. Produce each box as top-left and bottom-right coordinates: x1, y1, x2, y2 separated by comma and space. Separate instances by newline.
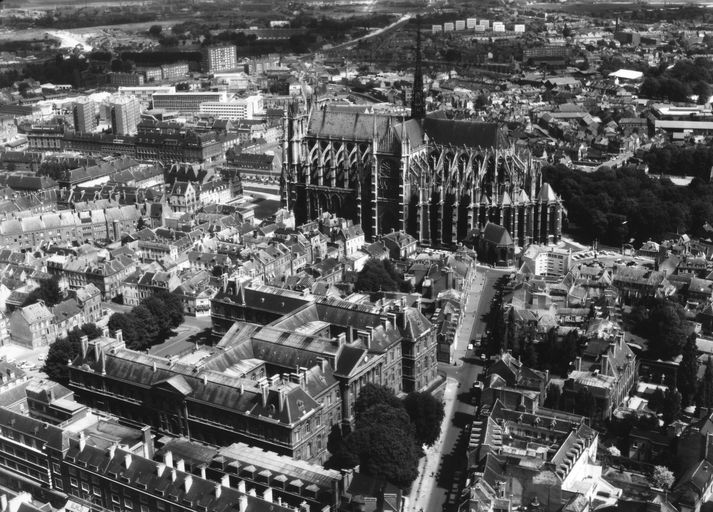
156, 462, 166, 477
176, 459, 185, 472
575, 356, 582, 371
337, 332, 346, 346
221, 474, 230, 488
124, 453, 132, 469
80, 336, 88, 359
600, 355, 609, 375
237, 479, 246, 493
238, 495, 248, 512
199, 465, 207, 480
214, 484, 222, 499
141, 425, 153, 459
278, 388, 287, 412
263, 487, 273, 502
170, 469, 177, 482
164, 450, 174, 468
0, 494, 6, 512
108, 444, 116, 459
183, 475, 193, 493
260, 378, 269, 407
79, 431, 86, 451
365, 327, 373, 350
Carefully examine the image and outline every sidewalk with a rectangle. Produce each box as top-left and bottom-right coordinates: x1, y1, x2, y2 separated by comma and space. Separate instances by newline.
407, 377, 458, 512
406, 269, 485, 512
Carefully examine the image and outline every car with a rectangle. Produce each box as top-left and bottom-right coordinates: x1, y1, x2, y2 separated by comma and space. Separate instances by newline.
468, 343, 474, 350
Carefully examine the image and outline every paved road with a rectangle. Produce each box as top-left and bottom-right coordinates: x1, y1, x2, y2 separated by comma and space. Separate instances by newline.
407, 266, 510, 512
302, 13, 412, 59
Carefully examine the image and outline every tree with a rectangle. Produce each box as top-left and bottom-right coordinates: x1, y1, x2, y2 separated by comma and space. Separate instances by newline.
697, 356, 713, 408
80, 323, 102, 340
23, 277, 63, 307
651, 465, 675, 491
662, 388, 682, 425
646, 301, 688, 360
354, 259, 398, 296
574, 387, 597, 417
133, 305, 159, 344
142, 295, 172, 337
544, 383, 562, 409
357, 403, 414, 435
346, 421, 421, 488
403, 391, 445, 446
156, 291, 184, 329
108, 313, 138, 347
354, 383, 403, 419
148, 24, 163, 37
43, 323, 102, 383
648, 387, 666, 413
678, 334, 699, 406
43, 337, 78, 383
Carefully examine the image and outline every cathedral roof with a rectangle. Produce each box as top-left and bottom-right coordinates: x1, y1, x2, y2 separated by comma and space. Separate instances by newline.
307, 109, 394, 141
422, 116, 507, 149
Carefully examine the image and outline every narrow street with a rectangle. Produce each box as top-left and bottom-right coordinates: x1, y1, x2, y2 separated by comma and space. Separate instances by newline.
407, 265, 509, 512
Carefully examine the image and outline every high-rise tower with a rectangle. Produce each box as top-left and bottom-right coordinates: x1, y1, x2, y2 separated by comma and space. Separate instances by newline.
410, 18, 426, 120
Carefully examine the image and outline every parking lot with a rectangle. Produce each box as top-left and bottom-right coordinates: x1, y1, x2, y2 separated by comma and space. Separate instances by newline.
0, 343, 49, 378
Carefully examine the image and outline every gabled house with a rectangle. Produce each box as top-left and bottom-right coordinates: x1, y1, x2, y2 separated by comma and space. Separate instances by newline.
8, 302, 55, 348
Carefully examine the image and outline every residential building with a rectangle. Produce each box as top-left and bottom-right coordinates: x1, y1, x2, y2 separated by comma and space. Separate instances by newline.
109, 72, 145, 87
72, 99, 96, 134
202, 45, 238, 73
111, 96, 141, 136
382, 231, 418, 260
47, 254, 138, 300
8, 302, 55, 348
563, 321, 639, 420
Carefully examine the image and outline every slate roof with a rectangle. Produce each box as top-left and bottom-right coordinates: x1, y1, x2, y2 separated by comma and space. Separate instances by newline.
19, 302, 53, 324
306, 109, 394, 141
481, 222, 513, 247
422, 116, 507, 149
65, 442, 294, 512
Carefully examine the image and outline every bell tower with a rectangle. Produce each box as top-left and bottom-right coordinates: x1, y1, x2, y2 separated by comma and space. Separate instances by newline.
410, 17, 426, 120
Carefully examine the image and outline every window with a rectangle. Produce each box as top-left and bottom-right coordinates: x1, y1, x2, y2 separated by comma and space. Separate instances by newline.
112, 495, 120, 504
93, 486, 101, 497
124, 498, 133, 510
70, 478, 78, 488
81, 482, 90, 493
55, 479, 63, 491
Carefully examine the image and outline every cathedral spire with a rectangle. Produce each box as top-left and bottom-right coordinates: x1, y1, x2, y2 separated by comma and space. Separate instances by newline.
411, 16, 426, 120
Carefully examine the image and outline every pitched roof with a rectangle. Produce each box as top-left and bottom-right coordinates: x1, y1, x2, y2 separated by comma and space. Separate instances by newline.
422, 116, 507, 149
307, 109, 394, 141
481, 222, 513, 247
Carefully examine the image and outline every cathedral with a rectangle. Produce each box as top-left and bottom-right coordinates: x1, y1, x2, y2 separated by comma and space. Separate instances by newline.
281, 30, 562, 248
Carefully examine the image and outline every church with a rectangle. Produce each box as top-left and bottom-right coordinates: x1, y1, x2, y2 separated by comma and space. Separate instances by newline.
281, 30, 563, 248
